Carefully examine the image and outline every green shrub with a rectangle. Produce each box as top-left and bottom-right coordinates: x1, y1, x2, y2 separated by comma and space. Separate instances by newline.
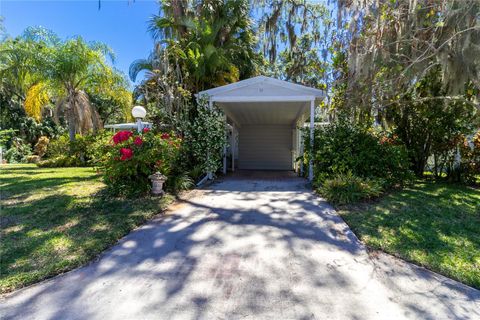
37, 155, 83, 168
43, 131, 112, 167
4, 137, 32, 163
185, 95, 227, 175
84, 131, 112, 166
45, 135, 70, 159
166, 172, 195, 193
102, 129, 181, 197
0, 129, 16, 150
304, 120, 413, 188
459, 130, 480, 184
319, 173, 384, 205
188, 164, 205, 182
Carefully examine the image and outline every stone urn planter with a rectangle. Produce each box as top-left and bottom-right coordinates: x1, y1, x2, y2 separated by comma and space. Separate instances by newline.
149, 172, 167, 196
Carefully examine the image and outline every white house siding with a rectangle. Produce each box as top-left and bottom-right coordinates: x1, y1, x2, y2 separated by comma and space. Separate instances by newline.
238, 125, 292, 170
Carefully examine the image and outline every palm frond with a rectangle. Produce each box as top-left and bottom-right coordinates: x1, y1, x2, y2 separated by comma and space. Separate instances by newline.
24, 82, 49, 121
89, 40, 116, 63
21, 26, 61, 45
129, 58, 153, 82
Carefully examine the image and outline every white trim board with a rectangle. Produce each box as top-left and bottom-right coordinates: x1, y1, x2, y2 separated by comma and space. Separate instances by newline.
197, 76, 325, 100
211, 96, 317, 103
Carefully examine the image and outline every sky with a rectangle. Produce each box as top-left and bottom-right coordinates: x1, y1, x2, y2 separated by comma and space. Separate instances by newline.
0, 0, 159, 85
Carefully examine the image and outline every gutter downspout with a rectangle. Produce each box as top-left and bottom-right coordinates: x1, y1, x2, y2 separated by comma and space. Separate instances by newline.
196, 174, 210, 187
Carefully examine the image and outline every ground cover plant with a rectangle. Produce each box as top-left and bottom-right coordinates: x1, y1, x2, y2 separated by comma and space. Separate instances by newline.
0, 164, 173, 294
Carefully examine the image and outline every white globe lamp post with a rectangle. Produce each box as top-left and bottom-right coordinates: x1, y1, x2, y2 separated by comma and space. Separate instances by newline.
131, 106, 147, 133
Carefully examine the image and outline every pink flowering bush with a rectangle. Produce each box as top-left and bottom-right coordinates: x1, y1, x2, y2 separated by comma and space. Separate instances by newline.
102, 129, 182, 196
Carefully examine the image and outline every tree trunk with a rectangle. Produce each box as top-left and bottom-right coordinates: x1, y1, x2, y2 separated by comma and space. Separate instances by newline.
67, 92, 76, 141
68, 111, 76, 141
433, 154, 439, 177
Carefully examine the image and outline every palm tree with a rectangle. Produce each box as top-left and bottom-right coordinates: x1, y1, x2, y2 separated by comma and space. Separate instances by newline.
0, 27, 132, 148
130, 44, 191, 130
0, 30, 54, 128
0, 37, 39, 106
43, 38, 117, 140
136, 0, 260, 93
129, 0, 260, 131
1, 29, 128, 141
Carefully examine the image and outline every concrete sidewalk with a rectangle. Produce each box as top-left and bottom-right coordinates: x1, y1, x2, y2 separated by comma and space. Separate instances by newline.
1, 176, 479, 319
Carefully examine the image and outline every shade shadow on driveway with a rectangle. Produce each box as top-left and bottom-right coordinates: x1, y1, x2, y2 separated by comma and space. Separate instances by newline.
1, 174, 479, 320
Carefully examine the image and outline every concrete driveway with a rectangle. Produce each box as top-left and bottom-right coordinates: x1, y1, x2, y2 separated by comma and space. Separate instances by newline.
1, 174, 479, 320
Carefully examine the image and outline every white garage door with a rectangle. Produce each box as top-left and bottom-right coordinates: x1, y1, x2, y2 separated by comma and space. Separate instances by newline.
238, 125, 292, 170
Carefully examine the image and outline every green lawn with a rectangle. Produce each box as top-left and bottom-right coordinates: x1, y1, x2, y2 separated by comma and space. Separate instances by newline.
0, 164, 173, 294
338, 181, 480, 289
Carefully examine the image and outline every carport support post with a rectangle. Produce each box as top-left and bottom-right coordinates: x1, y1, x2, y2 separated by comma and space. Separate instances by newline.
223, 114, 227, 175
231, 123, 235, 172
208, 98, 213, 180
309, 99, 314, 182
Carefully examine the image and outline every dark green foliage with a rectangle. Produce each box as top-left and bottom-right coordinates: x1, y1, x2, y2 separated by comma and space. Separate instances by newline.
458, 131, 480, 184
0, 28, 129, 146
184, 96, 227, 175
0, 129, 16, 150
188, 164, 205, 182
166, 172, 195, 193
387, 69, 478, 178
1, 117, 62, 164
4, 137, 32, 163
17, 117, 63, 146
305, 119, 413, 188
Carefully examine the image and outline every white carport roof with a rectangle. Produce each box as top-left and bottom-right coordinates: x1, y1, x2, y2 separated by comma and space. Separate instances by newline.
197, 76, 325, 127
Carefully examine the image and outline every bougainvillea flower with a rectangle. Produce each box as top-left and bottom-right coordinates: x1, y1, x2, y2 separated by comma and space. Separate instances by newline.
143, 127, 150, 133
161, 133, 170, 140
113, 130, 133, 144
120, 148, 133, 161
134, 137, 143, 146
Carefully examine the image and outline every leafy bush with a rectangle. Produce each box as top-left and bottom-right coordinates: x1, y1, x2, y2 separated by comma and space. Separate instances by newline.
166, 172, 195, 193
102, 129, 181, 197
37, 155, 83, 167
424, 130, 480, 184
0, 129, 16, 150
4, 137, 32, 163
319, 173, 384, 205
459, 131, 480, 184
42, 131, 112, 167
45, 135, 70, 159
387, 68, 478, 177
304, 120, 413, 188
185, 95, 226, 176
14, 116, 63, 147
188, 164, 205, 182
84, 131, 112, 166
